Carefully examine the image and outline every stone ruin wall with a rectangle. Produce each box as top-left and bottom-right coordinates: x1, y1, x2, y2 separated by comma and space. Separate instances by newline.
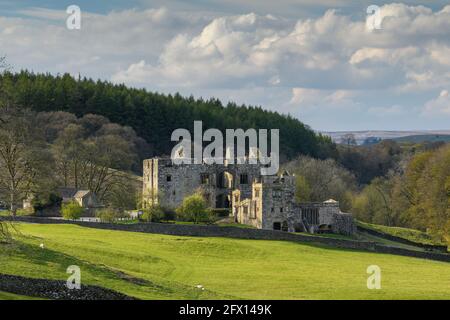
259, 175, 296, 230
143, 158, 356, 235
143, 158, 262, 210
297, 202, 356, 235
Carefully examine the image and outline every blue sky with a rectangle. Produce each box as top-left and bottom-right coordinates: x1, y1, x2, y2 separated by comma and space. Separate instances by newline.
1, 1, 450, 131
3, 1, 449, 16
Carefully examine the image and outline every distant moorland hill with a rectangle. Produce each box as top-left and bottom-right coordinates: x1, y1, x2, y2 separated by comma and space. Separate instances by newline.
0, 71, 335, 160
324, 130, 450, 145
390, 134, 450, 144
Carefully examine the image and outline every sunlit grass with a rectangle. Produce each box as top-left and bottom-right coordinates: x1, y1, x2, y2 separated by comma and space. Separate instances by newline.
358, 221, 446, 246
0, 223, 449, 300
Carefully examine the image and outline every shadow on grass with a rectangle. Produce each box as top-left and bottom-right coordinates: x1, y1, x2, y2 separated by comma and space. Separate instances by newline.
0, 240, 236, 300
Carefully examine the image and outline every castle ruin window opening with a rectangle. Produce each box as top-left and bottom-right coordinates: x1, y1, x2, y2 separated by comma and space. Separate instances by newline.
200, 173, 210, 185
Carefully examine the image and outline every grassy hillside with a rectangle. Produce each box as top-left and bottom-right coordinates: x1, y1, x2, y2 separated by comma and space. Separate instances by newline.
1, 223, 449, 300
357, 221, 445, 246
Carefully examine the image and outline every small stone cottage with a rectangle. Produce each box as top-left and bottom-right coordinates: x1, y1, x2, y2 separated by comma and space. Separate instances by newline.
23, 188, 101, 216
58, 188, 100, 208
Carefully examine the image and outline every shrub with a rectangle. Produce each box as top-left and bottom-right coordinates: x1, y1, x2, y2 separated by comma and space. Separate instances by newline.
141, 205, 165, 223
176, 193, 213, 224
96, 208, 125, 223
32, 193, 62, 212
61, 201, 84, 220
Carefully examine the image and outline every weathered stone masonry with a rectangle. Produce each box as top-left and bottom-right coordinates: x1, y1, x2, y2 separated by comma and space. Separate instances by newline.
232, 171, 356, 235
143, 158, 261, 209
143, 158, 356, 235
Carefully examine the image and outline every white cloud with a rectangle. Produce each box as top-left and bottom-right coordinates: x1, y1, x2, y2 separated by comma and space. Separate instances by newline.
111, 4, 450, 94
2, 3, 450, 130
0, 7, 207, 78
285, 88, 363, 127
289, 88, 357, 108
112, 13, 292, 88
423, 90, 450, 115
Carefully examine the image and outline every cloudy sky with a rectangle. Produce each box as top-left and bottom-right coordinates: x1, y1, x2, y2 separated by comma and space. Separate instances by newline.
1, 1, 450, 131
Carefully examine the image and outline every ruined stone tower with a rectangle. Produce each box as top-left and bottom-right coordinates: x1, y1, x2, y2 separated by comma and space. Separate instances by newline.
142, 158, 262, 210
232, 170, 296, 229
142, 158, 356, 235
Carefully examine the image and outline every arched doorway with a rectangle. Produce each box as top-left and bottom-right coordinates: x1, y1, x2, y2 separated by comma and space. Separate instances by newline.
217, 171, 234, 189
281, 221, 289, 232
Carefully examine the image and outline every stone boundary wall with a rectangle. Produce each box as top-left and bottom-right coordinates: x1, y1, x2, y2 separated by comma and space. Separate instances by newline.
357, 225, 448, 253
0, 273, 137, 300
2, 216, 449, 263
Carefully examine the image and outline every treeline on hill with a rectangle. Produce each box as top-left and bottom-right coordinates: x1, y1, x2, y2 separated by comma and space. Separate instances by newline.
284, 140, 405, 210
352, 142, 450, 243
0, 71, 335, 161
0, 106, 145, 215
284, 141, 449, 244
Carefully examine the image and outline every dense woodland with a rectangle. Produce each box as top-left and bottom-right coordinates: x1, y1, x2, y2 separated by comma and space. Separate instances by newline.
285, 141, 450, 243
0, 107, 143, 214
352, 143, 450, 242
0, 71, 335, 161
0, 69, 448, 244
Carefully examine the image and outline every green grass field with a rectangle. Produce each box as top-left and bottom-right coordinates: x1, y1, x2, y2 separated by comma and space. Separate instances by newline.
357, 221, 446, 246
0, 291, 42, 300
1, 223, 449, 300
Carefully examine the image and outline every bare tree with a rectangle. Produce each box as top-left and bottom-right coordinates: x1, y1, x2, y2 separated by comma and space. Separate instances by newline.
0, 108, 50, 216
75, 135, 136, 202
284, 156, 357, 211
0, 56, 11, 240
53, 122, 137, 205
52, 124, 86, 188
